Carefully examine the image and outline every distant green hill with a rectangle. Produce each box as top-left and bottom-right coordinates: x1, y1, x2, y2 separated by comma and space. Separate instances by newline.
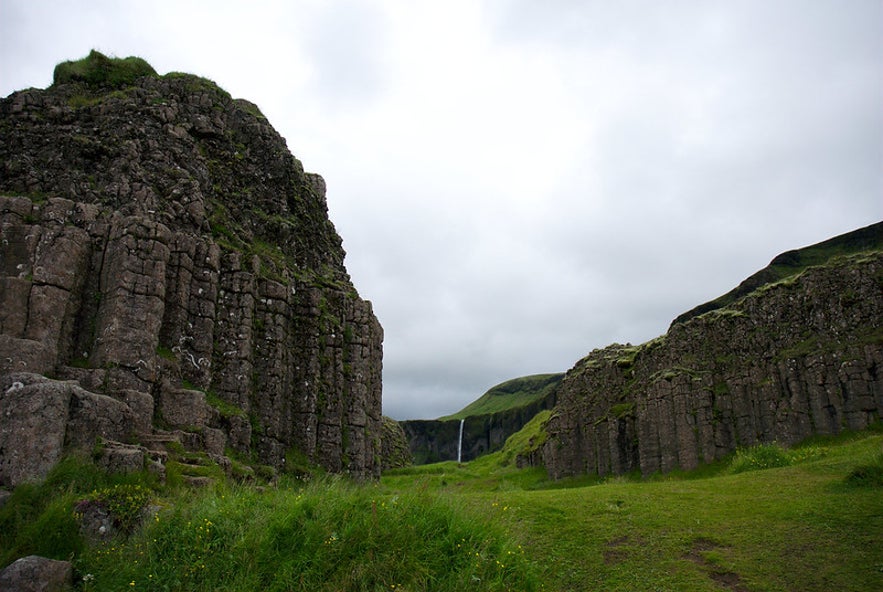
672, 221, 882, 326
440, 373, 563, 420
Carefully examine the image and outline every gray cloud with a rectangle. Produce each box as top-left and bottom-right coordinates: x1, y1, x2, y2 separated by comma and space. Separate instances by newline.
1, 1, 880, 420
300, 0, 391, 107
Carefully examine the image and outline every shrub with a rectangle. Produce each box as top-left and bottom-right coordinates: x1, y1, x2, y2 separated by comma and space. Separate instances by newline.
78, 484, 152, 532
730, 443, 792, 473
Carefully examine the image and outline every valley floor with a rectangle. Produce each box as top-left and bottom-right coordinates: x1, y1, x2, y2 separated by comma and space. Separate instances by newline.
383, 431, 883, 591
2, 429, 880, 591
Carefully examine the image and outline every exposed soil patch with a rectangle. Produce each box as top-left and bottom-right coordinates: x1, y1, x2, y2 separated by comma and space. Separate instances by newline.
606, 535, 632, 548
603, 535, 644, 565
603, 548, 630, 565
709, 570, 750, 591
683, 538, 750, 592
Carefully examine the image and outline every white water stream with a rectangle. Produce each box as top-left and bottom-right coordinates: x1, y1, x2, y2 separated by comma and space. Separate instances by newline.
457, 418, 465, 463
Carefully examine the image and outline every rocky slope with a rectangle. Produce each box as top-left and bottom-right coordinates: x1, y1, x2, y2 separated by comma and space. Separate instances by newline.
0, 52, 383, 485
542, 224, 883, 479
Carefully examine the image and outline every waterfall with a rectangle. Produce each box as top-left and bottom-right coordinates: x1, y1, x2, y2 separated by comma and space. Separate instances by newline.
457, 418, 465, 463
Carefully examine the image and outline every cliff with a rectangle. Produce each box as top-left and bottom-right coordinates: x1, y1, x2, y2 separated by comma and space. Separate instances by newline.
0, 52, 383, 484
401, 374, 561, 464
542, 224, 883, 479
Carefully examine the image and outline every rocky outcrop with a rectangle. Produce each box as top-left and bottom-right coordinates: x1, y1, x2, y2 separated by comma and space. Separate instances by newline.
0, 52, 383, 483
379, 416, 412, 470
0, 373, 138, 486
543, 244, 883, 479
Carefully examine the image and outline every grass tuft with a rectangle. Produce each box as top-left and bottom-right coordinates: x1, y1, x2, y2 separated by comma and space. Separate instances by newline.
53, 50, 156, 89
729, 443, 793, 473
0, 455, 156, 567
844, 452, 883, 488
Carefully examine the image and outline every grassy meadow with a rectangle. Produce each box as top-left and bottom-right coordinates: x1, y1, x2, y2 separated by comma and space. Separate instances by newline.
1, 427, 881, 591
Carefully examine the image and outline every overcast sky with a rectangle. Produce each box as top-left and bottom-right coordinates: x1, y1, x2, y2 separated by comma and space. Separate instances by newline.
2, 1, 881, 420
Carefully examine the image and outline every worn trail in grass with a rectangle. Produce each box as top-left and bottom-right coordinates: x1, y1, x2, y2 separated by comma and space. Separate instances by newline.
383, 432, 883, 591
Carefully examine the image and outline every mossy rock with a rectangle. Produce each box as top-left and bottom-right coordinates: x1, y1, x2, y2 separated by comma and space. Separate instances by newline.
53, 50, 157, 89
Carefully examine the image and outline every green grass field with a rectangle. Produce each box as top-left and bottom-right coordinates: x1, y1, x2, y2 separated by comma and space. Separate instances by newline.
2, 428, 881, 591
386, 431, 883, 591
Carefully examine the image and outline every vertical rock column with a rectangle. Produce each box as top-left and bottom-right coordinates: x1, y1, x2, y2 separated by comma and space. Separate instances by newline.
91, 215, 171, 392
314, 288, 347, 473
211, 252, 256, 413
0, 197, 93, 375
250, 277, 297, 465
159, 234, 220, 389
290, 285, 322, 464
343, 297, 383, 478
289, 285, 383, 477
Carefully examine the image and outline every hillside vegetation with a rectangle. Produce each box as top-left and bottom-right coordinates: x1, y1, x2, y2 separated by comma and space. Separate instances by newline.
3, 423, 881, 591
440, 373, 563, 420
672, 220, 882, 325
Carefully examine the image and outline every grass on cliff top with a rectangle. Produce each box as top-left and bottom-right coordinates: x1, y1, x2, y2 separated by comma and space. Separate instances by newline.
1, 428, 881, 591
53, 50, 157, 89
440, 373, 563, 420
673, 221, 883, 325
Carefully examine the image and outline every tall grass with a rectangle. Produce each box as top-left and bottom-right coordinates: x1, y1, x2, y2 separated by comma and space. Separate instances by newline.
76, 478, 538, 591
0, 454, 158, 567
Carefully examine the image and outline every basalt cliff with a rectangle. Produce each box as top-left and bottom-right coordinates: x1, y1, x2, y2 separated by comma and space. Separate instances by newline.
541, 223, 883, 478
0, 52, 383, 485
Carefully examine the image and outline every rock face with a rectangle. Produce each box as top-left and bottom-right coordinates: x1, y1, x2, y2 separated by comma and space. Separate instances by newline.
400, 419, 463, 465
543, 242, 883, 479
379, 416, 412, 470
672, 222, 883, 326
0, 373, 136, 486
0, 52, 383, 483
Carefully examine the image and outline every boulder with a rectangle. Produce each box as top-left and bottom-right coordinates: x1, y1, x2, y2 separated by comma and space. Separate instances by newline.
0, 555, 72, 592
0, 373, 135, 487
